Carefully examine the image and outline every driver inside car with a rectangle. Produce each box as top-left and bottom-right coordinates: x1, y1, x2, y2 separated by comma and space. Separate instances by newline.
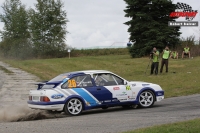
95, 76, 105, 86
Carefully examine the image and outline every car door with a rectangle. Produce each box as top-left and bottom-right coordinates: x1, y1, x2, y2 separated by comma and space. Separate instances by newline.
85, 74, 113, 104
93, 73, 132, 103
62, 74, 103, 106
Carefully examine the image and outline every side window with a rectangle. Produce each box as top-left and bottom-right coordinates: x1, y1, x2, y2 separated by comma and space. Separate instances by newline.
113, 75, 124, 85
62, 75, 93, 89
94, 73, 124, 86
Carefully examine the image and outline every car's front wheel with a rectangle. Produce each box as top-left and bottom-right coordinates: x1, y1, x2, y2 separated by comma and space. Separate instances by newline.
64, 98, 83, 116
138, 90, 155, 108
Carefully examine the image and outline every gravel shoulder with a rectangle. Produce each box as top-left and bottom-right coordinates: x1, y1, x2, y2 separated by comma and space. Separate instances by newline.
0, 61, 39, 107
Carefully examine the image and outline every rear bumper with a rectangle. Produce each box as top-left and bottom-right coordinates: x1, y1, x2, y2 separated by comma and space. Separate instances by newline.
28, 103, 64, 111
27, 100, 65, 111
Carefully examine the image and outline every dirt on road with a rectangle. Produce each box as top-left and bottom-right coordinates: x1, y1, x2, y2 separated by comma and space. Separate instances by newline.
0, 61, 65, 122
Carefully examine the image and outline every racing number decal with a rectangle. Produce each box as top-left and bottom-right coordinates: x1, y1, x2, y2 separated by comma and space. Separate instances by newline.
68, 79, 77, 88
126, 85, 131, 90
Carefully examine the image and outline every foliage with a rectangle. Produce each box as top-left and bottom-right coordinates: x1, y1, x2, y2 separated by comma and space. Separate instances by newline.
0, 0, 32, 59
179, 35, 195, 47
71, 48, 129, 57
124, 0, 181, 58
29, 0, 68, 57
0, 0, 68, 59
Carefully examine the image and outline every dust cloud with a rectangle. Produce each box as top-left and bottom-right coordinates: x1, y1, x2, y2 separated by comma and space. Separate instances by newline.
0, 104, 66, 122
0, 61, 67, 122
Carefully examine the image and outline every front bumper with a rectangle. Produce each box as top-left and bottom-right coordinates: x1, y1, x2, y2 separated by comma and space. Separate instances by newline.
156, 96, 164, 102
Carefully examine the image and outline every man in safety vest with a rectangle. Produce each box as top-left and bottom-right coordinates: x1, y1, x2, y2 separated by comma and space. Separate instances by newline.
160, 46, 171, 73
182, 45, 190, 58
170, 50, 178, 59
150, 47, 159, 75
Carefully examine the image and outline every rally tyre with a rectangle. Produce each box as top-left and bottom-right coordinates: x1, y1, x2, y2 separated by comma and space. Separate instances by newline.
64, 98, 83, 116
138, 90, 155, 108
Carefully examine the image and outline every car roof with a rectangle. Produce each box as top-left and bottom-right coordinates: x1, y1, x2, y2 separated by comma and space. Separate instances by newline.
61, 70, 112, 77
81, 70, 112, 74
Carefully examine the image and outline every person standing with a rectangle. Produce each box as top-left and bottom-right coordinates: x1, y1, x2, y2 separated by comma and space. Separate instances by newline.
150, 47, 159, 75
160, 46, 171, 73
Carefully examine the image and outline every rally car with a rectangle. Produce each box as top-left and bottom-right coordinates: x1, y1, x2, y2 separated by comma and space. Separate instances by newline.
28, 70, 164, 116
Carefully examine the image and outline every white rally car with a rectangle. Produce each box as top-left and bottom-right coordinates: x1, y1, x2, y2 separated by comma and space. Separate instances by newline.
28, 70, 164, 116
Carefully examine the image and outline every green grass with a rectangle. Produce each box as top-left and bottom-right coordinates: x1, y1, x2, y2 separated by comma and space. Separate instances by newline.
1, 55, 200, 132
1, 55, 200, 98
0, 65, 13, 74
124, 118, 200, 133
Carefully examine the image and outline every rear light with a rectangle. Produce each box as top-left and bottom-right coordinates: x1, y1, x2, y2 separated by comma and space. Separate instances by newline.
40, 96, 50, 102
29, 96, 32, 100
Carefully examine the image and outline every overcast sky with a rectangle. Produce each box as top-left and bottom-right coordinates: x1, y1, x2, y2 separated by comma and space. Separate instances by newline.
0, 0, 199, 49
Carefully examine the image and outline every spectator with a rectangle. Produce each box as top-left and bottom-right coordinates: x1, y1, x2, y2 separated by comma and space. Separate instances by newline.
182, 45, 190, 59
150, 47, 159, 75
170, 50, 178, 59
160, 46, 171, 73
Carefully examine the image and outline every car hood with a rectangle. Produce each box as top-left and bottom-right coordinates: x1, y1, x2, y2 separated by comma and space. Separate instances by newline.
128, 81, 159, 87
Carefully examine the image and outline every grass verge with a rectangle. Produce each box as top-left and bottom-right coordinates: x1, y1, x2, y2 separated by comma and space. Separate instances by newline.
124, 118, 200, 133
1, 55, 200, 98
0, 65, 13, 74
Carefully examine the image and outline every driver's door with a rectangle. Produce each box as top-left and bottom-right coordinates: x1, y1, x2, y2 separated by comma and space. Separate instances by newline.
93, 73, 132, 103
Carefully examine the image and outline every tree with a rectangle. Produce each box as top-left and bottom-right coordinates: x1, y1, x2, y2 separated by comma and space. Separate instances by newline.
180, 35, 195, 46
124, 0, 181, 58
0, 0, 31, 58
29, 0, 68, 57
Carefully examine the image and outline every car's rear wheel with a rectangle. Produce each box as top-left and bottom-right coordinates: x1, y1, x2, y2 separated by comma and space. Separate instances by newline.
139, 90, 155, 108
64, 98, 83, 116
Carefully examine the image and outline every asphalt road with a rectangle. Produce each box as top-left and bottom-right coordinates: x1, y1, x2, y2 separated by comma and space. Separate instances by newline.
0, 61, 200, 133
0, 94, 200, 133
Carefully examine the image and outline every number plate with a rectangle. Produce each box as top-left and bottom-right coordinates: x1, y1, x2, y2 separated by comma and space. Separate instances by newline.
32, 96, 40, 101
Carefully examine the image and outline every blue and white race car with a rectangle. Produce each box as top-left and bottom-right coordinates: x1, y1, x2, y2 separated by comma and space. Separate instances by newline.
28, 70, 164, 115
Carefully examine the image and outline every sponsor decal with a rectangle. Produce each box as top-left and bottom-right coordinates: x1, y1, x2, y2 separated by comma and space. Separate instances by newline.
128, 96, 136, 100
116, 94, 127, 96
112, 99, 118, 102
113, 87, 120, 90
157, 92, 163, 96
142, 84, 149, 86
117, 91, 127, 96
51, 94, 64, 99
104, 100, 111, 102
132, 84, 136, 87
119, 98, 127, 101
126, 85, 131, 90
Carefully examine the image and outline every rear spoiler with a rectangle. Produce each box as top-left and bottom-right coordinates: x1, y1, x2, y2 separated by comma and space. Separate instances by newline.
35, 81, 63, 90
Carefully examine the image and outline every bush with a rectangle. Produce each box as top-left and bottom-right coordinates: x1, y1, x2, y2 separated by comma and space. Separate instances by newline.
70, 48, 129, 57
